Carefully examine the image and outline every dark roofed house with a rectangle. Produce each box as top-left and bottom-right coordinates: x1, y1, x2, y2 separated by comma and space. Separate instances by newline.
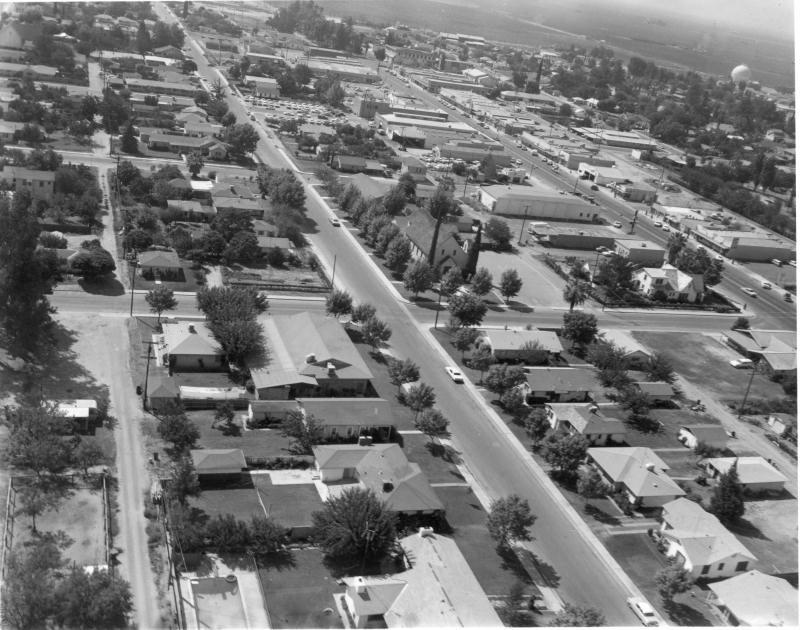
212, 196, 271, 218
0, 21, 43, 50
137, 248, 183, 280
191, 449, 247, 484
148, 134, 217, 154
334, 155, 367, 173
256, 236, 293, 255
297, 397, 394, 441
401, 208, 469, 275
519, 367, 598, 403
146, 376, 181, 413
0, 166, 55, 200
632, 381, 674, 404
545, 402, 626, 445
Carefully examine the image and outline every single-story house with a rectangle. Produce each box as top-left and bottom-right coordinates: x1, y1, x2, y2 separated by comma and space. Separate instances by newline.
154, 44, 183, 59
677, 424, 729, 450
247, 399, 300, 425
708, 570, 798, 627
631, 381, 674, 404
313, 444, 443, 516
146, 376, 181, 412
518, 367, 597, 403
0, 166, 56, 200
190, 449, 247, 484
256, 236, 293, 255
587, 446, 685, 509
766, 413, 794, 437
722, 329, 797, 377
297, 397, 394, 441
340, 532, 502, 629
208, 142, 228, 160
633, 264, 705, 303
52, 399, 98, 433
699, 457, 787, 493
659, 498, 756, 580
166, 199, 216, 221
159, 321, 225, 372
137, 248, 183, 280
334, 155, 367, 173
475, 328, 563, 363
252, 219, 278, 237
400, 155, 428, 182
212, 196, 271, 218
184, 121, 223, 138
175, 112, 207, 126
624, 349, 652, 370
250, 312, 374, 399
545, 403, 626, 446
147, 134, 217, 154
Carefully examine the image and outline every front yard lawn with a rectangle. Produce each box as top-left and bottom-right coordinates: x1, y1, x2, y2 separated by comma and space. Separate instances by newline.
258, 548, 344, 629
436, 485, 530, 598
401, 433, 464, 484
135, 260, 207, 292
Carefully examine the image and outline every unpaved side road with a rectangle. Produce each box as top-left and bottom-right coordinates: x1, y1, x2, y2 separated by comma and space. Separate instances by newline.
57, 313, 161, 629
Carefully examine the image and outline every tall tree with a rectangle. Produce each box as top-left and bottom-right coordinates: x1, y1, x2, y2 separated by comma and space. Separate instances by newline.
562, 311, 599, 351
485, 364, 527, 399
2, 404, 75, 478
145, 287, 177, 326
136, 21, 151, 54
350, 302, 376, 324
326, 288, 353, 320
709, 463, 745, 525
470, 267, 493, 296
439, 267, 463, 297
385, 235, 412, 274
487, 495, 536, 549
426, 184, 454, 265
499, 269, 523, 303
647, 352, 676, 383
387, 357, 420, 394
470, 345, 495, 384
404, 382, 436, 421
453, 327, 478, 361
186, 151, 204, 177
311, 488, 397, 562
403, 260, 434, 298
2, 541, 61, 629
156, 406, 200, 454
54, 566, 133, 629
0, 192, 57, 355
448, 291, 487, 328
415, 408, 449, 443
562, 279, 590, 311
120, 123, 138, 154
541, 433, 588, 478
361, 316, 392, 352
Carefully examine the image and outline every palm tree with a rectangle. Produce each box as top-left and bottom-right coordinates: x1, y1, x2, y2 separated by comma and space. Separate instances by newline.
563, 279, 589, 311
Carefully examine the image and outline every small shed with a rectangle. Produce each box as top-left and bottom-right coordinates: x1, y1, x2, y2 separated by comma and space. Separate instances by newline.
677, 424, 729, 450
766, 413, 794, 437
146, 376, 180, 412
191, 449, 247, 484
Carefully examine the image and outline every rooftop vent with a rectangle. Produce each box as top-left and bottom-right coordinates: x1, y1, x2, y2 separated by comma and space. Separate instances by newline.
305, 353, 316, 363
418, 527, 434, 538
382, 482, 394, 493
645, 462, 655, 472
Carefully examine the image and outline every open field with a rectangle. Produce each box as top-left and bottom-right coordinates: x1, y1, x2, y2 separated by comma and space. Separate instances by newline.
731, 497, 798, 576
632, 332, 786, 402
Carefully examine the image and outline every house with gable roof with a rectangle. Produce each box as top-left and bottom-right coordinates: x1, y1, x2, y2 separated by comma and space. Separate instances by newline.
677, 424, 729, 450
633, 263, 705, 303
313, 443, 443, 516
587, 446, 685, 509
475, 328, 563, 362
546, 402, 626, 445
340, 532, 502, 628
518, 367, 598, 403
159, 321, 225, 371
708, 570, 798, 627
400, 207, 470, 275
659, 498, 756, 580
250, 312, 374, 399
137, 248, 183, 280
699, 456, 787, 493
0, 20, 43, 50
190, 449, 247, 484
297, 397, 394, 441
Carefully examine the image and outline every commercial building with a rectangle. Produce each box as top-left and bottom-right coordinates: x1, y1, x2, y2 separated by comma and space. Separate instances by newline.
306, 58, 378, 83
577, 163, 629, 187
527, 224, 617, 250
572, 127, 657, 150
478, 185, 598, 221
614, 182, 657, 203
693, 224, 795, 262
614, 238, 665, 266
245, 75, 280, 98
124, 77, 198, 97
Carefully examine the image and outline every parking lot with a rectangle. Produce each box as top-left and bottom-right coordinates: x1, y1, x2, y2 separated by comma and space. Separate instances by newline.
246, 97, 359, 129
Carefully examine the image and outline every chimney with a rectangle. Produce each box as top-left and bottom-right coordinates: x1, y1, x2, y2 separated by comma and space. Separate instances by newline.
645, 462, 655, 472
305, 353, 316, 364
188, 325, 196, 333
382, 481, 394, 493
327, 362, 336, 375
355, 576, 366, 595
589, 404, 599, 414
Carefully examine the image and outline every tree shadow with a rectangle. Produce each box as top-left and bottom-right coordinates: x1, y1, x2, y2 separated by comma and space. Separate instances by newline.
583, 502, 621, 526
413, 300, 445, 312
664, 600, 714, 626
506, 301, 533, 313
496, 545, 534, 585
486, 303, 505, 312
256, 549, 297, 571
520, 548, 561, 588
78, 277, 125, 296
728, 518, 770, 540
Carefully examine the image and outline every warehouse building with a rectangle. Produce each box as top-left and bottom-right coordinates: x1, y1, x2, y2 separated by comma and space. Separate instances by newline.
479, 185, 598, 221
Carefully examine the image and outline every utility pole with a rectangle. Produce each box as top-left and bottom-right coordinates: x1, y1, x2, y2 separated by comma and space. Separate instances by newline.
142, 341, 155, 409
629, 208, 639, 234
517, 205, 529, 246
128, 252, 138, 316
433, 283, 443, 329
330, 254, 337, 293
737, 360, 758, 419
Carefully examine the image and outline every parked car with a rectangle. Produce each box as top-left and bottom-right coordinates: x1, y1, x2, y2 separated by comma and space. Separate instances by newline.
329, 217, 341, 227
771, 258, 783, 266
613, 220, 623, 228
627, 598, 660, 626
590, 184, 599, 191
445, 366, 464, 383
729, 358, 754, 369
661, 224, 671, 232
741, 287, 757, 297
653, 221, 663, 227
761, 281, 772, 289
789, 260, 796, 268
783, 292, 792, 302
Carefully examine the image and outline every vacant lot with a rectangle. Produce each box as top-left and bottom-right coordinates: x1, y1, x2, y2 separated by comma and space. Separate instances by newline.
13, 482, 107, 567
258, 548, 344, 629
632, 332, 785, 402
731, 497, 798, 575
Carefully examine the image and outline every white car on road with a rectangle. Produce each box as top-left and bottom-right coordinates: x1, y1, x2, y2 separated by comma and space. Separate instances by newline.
445, 366, 464, 383
730, 358, 754, 369
741, 287, 757, 297
627, 597, 660, 626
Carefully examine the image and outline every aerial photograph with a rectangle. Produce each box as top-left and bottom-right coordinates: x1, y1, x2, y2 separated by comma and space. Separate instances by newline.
0, 0, 795, 628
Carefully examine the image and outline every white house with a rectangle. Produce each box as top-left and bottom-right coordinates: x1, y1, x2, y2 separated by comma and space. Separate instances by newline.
659, 498, 756, 580
545, 403, 626, 446
633, 264, 705, 303
699, 457, 787, 493
708, 570, 798, 627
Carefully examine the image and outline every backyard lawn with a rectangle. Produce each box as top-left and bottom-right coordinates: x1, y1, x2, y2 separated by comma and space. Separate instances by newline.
250, 475, 322, 531
190, 481, 265, 522
13, 482, 107, 568
258, 548, 344, 629
632, 332, 786, 403
189, 410, 297, 459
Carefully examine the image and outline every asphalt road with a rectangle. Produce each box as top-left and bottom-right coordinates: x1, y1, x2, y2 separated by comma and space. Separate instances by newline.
151, 6, 646, 623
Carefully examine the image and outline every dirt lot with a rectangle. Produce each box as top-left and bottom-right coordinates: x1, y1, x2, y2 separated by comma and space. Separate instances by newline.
731, 497, 798, 575
632, 332, 786, 403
